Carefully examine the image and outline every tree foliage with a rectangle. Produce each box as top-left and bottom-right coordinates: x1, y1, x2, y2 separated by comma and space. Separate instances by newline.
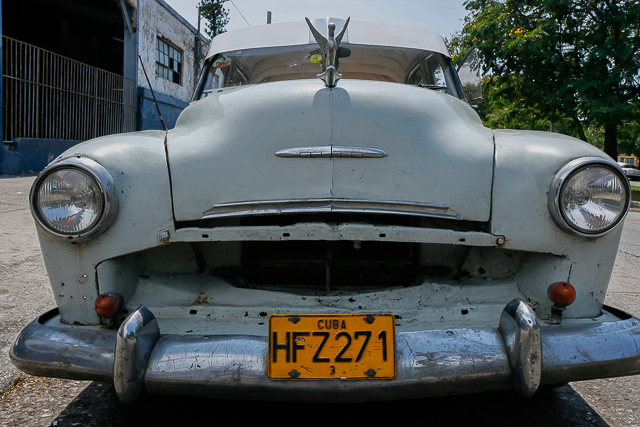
458, 0, 640, 159
474, 75, 578, 134
198, 0, 229, 38
618, 120, 640, 158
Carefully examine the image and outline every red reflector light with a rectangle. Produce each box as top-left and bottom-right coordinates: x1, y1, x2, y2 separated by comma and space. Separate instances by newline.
95, 293, 119, 318
548, 282, 576, 307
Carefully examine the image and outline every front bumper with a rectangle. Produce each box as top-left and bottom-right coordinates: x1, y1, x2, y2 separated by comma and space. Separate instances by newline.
10, 300, 640, 403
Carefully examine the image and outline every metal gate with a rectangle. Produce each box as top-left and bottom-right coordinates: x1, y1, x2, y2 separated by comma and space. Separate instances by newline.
2, 36, 136, 142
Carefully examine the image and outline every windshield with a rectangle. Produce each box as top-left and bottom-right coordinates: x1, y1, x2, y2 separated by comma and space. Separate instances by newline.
194, 44, 462, 100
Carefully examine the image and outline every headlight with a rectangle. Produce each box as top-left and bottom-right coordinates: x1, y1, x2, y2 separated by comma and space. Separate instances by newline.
30, 157, 118, 242
549, 157, 630, 237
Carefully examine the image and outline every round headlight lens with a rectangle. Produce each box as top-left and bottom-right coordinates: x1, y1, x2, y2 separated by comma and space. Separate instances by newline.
31, 157, 118, 242
36, 168, 104, 234
553, 161, 629, 236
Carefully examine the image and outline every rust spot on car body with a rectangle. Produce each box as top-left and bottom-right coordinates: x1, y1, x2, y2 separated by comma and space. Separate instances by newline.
194, 296, 209, 305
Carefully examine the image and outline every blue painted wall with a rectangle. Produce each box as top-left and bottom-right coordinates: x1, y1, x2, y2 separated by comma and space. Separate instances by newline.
1, 139, 84, 175
13, 138, 83, 173
1, 0, 4, 141
137, 87, 188, 131
0, 143, 22, 175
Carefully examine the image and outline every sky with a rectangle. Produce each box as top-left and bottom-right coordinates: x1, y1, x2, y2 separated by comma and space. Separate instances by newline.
164, 0, 470, 40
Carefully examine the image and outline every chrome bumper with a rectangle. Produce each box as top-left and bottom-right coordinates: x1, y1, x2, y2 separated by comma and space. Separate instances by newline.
10, 300, 640, 403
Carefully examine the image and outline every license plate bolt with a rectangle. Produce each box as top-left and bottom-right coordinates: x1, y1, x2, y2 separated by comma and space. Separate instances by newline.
288, 369, 301, 379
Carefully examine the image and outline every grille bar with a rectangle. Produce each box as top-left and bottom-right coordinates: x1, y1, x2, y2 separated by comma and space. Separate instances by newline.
202, 198, 460, 220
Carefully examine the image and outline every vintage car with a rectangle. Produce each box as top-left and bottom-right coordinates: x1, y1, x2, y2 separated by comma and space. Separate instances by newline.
618, 162, 640, 180
11, 18, 640, 403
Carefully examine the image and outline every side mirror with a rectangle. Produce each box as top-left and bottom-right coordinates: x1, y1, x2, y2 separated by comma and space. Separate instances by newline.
456, 47, 483, 103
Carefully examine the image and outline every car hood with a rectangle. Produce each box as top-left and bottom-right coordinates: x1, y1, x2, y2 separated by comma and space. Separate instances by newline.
167, 80, 495, 222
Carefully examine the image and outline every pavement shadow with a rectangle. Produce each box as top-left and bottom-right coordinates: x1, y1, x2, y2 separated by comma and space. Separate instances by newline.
50, 382, 609, 427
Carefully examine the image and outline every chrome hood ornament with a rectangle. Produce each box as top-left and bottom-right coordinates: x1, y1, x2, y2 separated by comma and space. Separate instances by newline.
305, 17, 350, 88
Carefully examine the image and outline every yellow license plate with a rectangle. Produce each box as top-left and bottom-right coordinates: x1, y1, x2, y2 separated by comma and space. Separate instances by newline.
268, 314, 396, 380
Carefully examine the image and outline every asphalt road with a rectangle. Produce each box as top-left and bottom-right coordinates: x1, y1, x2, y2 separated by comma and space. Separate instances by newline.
1, 175, 640, 427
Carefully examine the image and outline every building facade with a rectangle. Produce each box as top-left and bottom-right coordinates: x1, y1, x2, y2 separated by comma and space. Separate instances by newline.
136, 0, 209, 131
618, 155, 638, 167
0, 0, 209, 174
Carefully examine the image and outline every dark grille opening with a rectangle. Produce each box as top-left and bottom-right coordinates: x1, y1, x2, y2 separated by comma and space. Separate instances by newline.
214, 240, 450, 290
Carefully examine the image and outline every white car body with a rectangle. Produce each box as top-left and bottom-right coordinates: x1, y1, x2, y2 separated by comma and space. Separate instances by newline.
618, 162, 640, 180
11, 18, 640, 403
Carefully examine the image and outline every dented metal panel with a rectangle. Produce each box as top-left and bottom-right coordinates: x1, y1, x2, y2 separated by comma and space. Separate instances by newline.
491, 130, 623, 318
167, 80, 494, 222
36, 130, 173, 325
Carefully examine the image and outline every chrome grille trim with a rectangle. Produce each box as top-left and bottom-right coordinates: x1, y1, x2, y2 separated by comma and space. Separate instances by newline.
202, 199, 460, 220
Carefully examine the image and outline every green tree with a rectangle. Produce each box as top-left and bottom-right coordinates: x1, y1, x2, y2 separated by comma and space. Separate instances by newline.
198, 0, 229, 38
445, 30, 466, 66
447, 35, 581, 137
460, 0, 640, 159
618, 120, 640, 158
475, 75, 578, 134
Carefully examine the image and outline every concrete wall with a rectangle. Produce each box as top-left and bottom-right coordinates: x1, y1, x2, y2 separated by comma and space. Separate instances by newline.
137, 0, 209, 105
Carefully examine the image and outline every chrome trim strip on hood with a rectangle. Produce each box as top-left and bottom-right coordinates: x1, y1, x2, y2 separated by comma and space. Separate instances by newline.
275, 146, 388, 158
202, 198, 460, 220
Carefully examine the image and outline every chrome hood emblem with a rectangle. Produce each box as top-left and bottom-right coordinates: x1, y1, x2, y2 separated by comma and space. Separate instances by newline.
305, 17, 350, 88
276, 146, 387, 158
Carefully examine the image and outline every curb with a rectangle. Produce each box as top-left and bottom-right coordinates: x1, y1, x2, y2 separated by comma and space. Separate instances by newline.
631, 201, 640, 209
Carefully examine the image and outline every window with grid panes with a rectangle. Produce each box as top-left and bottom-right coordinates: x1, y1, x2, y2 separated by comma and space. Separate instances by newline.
156, 38, 183, 84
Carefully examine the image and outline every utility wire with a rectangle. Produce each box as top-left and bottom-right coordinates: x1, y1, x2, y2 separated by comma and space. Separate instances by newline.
200, 1, 250, 34
228, 0, 251, 26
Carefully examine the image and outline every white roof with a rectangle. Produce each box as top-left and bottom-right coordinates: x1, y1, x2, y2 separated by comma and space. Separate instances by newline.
206, 18, 450, 60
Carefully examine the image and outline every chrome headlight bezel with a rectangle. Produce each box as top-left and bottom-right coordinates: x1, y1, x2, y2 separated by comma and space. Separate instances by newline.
548, 157, 630, 238
30, 157, 118, 242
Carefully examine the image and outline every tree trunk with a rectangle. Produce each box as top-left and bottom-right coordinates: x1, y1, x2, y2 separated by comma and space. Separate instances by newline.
604, 124, 618, 160
571, 115, 587, 142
